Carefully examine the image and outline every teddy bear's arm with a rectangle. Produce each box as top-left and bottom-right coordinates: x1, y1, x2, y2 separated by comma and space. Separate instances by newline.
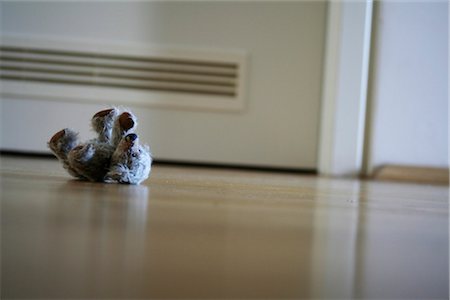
111, 112, 137, 147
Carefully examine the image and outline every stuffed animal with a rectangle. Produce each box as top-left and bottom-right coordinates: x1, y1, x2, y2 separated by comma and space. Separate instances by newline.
48, 108, 152, 184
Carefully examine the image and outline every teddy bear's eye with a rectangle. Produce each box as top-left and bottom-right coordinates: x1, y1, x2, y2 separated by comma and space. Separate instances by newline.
132, 153, 137, 158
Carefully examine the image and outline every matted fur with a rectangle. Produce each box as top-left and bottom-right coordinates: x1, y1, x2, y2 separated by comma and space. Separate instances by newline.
48, 108, 152, 184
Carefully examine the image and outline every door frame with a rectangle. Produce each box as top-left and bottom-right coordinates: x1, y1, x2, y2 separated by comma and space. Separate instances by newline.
318, 0, 374, 177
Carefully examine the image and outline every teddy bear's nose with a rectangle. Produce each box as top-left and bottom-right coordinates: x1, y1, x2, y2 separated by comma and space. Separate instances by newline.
126, 133, 138, 142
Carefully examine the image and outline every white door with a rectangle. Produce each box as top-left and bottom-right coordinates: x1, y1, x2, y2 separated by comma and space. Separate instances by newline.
0, 2, 326, 170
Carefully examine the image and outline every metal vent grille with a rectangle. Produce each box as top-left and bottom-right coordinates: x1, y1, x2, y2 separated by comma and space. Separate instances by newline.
0, 37, 246, 111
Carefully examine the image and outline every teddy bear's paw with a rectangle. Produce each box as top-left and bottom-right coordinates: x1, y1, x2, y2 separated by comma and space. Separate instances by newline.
112, 111, 137, 146
119, 112, 136, 133
91, 108, 119, 143
48, 128, 79, 160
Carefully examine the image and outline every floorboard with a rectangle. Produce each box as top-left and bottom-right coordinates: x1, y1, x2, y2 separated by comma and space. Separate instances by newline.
1, 155, 448, 299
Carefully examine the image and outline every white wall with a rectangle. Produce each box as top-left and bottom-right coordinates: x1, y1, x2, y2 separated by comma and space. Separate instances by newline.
0, 2, 326, 169
367, 1, 448, 171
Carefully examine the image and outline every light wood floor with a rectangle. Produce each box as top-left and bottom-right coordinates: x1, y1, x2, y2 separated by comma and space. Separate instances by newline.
1, 156, 448, 299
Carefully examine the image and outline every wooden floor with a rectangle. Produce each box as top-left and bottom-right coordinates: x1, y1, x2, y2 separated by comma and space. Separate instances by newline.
1, 155, 448, 299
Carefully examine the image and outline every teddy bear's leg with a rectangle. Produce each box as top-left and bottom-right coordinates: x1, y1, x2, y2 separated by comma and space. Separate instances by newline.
91, 108, 119, 143
105, 133, 152, 184
68, 143, 113, 182
111, 111, 137, 147
48, 128, 84, 178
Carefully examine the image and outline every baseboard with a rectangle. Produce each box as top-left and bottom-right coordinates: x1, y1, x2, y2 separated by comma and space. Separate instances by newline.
0, 150, 317, 175
372, 165, 449, 185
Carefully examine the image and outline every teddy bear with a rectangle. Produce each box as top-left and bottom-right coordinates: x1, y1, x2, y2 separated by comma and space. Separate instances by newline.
48, 108, 152, 184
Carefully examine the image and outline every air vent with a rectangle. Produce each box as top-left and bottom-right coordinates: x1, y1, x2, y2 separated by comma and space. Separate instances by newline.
0, 36, 247, 112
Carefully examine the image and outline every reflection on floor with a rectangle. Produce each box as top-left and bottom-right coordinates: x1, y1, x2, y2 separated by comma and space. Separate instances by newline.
1, 155, 448, 299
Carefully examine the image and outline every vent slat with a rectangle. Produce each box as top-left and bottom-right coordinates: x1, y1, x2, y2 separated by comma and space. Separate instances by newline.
0, 70, 236, 96
0, 52, 237, 77
0, 61, 237, 86
0, 46, 237, 69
